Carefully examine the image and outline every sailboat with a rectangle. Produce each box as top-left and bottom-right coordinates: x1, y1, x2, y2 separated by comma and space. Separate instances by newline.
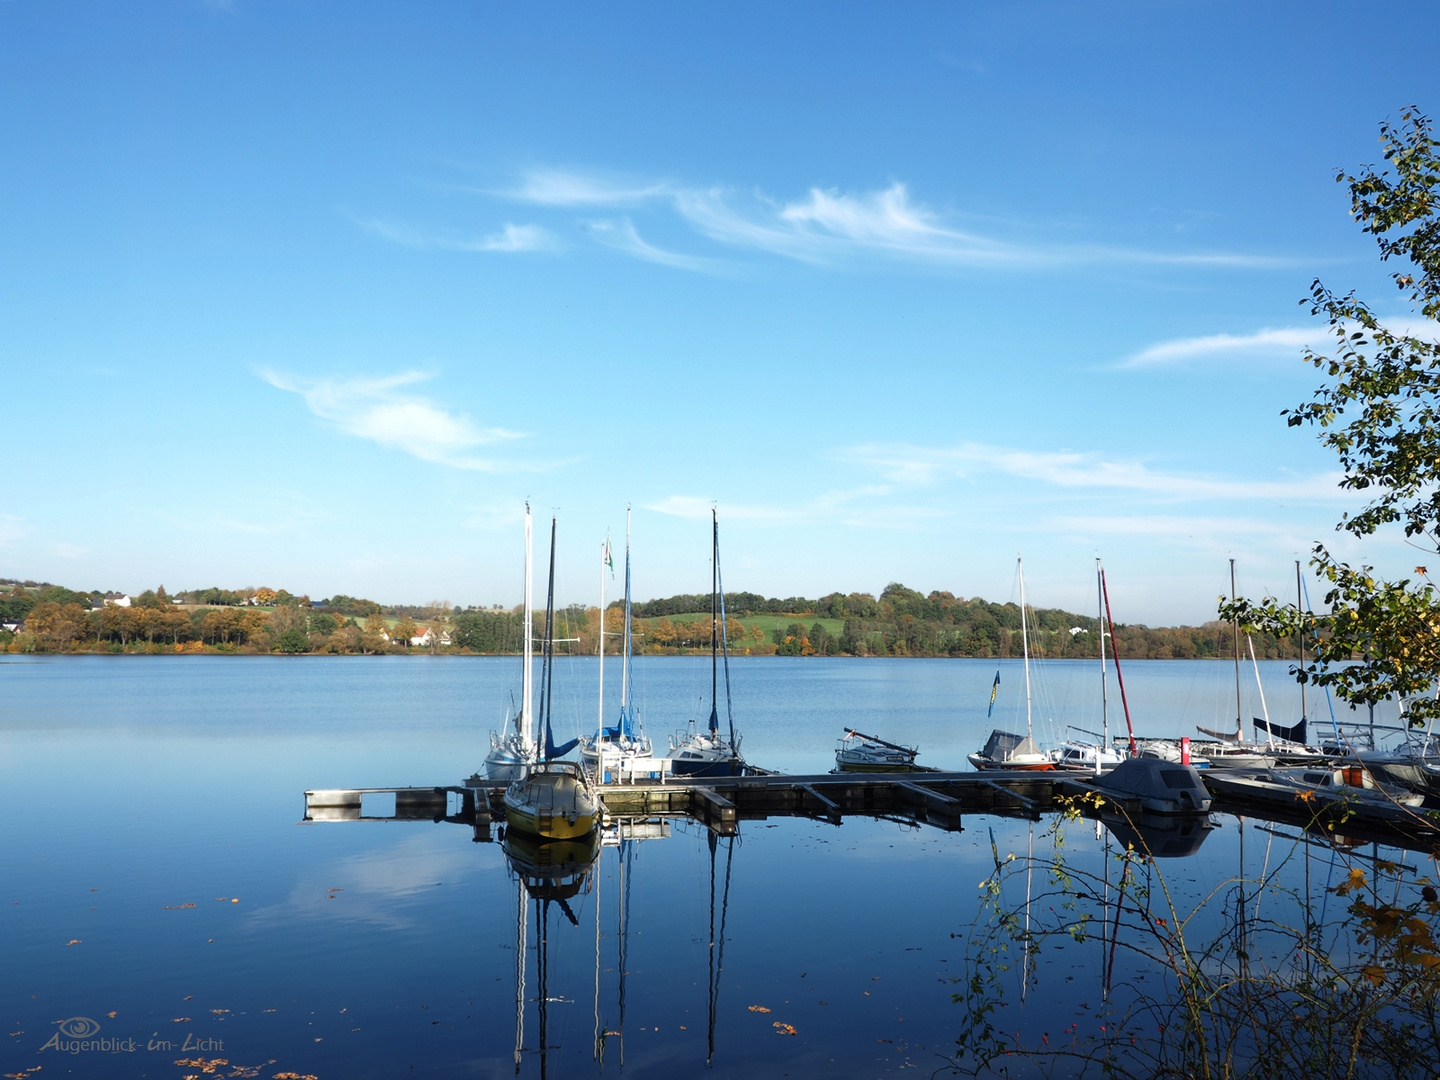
580, 508, 666, 783
504, 516, 601, 841
483, 504, 539, 782
1195, 560, 1321, 769
1050, 558, 1126, 772
668, 509, 744, 777
969, 557, 1054, 770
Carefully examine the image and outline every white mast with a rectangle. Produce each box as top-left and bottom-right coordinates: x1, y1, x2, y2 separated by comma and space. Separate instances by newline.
621, 506, 631, 715
1097, 557, 1109, 771
1019, 556, 1032, 741
522, 504, 534, 749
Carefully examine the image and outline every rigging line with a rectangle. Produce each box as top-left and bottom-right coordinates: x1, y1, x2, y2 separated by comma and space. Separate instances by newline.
706, 832, 718, 1065
1299, 574, 1343, 745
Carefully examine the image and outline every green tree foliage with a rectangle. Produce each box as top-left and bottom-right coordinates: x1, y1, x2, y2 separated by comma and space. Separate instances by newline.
1223, 108, 1440, 722
452, 609, 523, 652
317, 594, 381, 617
0, 587, 36, 621
276, 627, 310, 654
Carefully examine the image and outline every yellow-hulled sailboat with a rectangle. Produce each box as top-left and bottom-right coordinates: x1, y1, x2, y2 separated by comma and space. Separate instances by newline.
504, 515, 600, 840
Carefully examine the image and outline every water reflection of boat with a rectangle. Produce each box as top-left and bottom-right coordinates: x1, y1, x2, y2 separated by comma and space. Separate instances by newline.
835, 729, 917, 772
483, 504, 539, 782
503, 828, 598, 1080
669, 510, 744, 777
503, 830, 602, 902
504, 516, 599, 841
1100, 808, 1214, 858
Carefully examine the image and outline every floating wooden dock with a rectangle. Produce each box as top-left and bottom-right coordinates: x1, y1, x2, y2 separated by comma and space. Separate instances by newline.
303, 767, 1440, 853
304, 771, 1090, 840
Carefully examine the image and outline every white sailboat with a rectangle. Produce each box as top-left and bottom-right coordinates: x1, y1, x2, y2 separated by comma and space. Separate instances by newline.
969, 556, 1053, 770
482, 504, 538, 782
581, 508, 668, 783
669, 509, 744, 777
1050, 557, 1126, 773
1196, 560, 1322, 769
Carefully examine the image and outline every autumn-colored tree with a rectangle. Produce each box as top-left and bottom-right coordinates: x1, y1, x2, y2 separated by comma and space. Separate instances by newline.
360, 614, 390, 654
393, 616, 419, 647
27, 602, 91, 651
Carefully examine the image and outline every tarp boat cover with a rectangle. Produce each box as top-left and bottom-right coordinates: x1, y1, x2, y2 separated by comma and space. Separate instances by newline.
980, 729, 1042, 762
1092, 757, 1212, 815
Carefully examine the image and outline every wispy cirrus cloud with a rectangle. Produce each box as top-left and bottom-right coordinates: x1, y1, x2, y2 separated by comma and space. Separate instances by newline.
1123, 319, 1440, 369
585, 217, 729, 273
646, 486, 940, 529
492, 167, 1293, 273
1121, 327, 1321, 368
838, 440, 1347, 503
358, 218, 555, 253
261, 370, 536, 472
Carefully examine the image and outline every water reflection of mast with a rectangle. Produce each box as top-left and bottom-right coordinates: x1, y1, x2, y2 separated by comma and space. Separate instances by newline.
514, 876, 527, 1074
618, 832, 633, 1066
706, 831, 735, 1066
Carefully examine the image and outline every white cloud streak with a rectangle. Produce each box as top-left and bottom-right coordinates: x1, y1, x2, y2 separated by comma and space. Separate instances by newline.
1125, 319, 1440, 369
646, 485, 939, 529
497, 168, 1290, 272
261, 370, 533, 472
359, 218, 554, 253
839, 440, 1348, 503
585, 218, 729, 273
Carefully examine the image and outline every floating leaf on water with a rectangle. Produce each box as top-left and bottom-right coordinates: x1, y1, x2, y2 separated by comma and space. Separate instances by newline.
747, 1005, 771, 1013
773, 1022, 797, 1036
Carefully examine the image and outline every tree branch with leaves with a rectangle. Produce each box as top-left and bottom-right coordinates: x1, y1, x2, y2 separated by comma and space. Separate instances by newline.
1222, 107, 1440, 723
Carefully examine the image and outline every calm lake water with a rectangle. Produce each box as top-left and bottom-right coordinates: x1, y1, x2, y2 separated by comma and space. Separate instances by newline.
0, 655, 1418, 1078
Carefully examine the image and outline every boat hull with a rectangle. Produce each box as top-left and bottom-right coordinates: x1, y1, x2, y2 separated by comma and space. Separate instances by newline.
836, 759, 914, 773
668, 756, 742, 778
502, 799, 598, 840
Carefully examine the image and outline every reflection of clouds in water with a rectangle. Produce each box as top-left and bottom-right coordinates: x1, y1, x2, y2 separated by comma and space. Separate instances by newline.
245, 832, 504, 930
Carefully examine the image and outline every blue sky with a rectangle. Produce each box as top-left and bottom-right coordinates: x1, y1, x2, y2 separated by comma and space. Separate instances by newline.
4, 1, 1439, 623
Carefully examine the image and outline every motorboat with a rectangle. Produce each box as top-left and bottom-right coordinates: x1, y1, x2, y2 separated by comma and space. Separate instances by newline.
1050, 739, 1124, 772
835, 729, 917, 772
1266, 764, 1426, 809
1091, 757, 1212, 815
